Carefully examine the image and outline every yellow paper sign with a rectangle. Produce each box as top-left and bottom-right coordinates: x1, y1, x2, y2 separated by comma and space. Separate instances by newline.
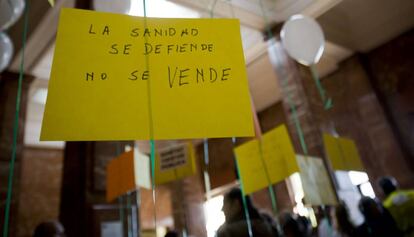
261, 125, 298, 177
155, 142, 197, 185
323, 134, 364, 171
296, 155, 338, 205
40, 8, 253, 141
106, 149, 151, 202
235, 139, 269, 194
234, 124, 299, 194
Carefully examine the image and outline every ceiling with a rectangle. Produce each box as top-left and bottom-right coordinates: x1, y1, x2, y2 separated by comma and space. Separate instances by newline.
317, 0, 414, 52
12, 0, 413, 149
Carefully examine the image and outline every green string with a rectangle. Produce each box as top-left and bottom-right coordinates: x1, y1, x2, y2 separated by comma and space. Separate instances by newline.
141, 0, 158, 232
257, 139, 279, 214
2, 1, 29, 237
310, 65, 332, 110
232, 138, 254, 237
258, 0, 309, 157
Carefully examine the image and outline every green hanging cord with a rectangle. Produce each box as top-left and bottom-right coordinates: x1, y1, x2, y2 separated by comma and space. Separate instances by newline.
281, 77, 309, 156
2, 1, 29, 237
257, 138, 283, 234
232, 138, 254, 237
257, 140, 278, 213
310, 64, 332, 110
258, 0, 309, 156
142, 0, 158, 232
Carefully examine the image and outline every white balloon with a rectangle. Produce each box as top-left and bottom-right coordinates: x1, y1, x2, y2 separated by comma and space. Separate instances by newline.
0, 32, 14, 73
0, 0, 25, 31
281, 15, 325, 66
93, 0, 131, 14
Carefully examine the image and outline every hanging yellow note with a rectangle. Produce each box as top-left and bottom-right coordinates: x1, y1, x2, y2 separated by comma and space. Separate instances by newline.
235, 124, 299, 194
323, 134, 344, 170
155, 142, 197, 185
40, 8, 253, 141
234, 139, 269, 194
339, 137, 364, 172
323, 134, 364, 171
261, 124, 299, 180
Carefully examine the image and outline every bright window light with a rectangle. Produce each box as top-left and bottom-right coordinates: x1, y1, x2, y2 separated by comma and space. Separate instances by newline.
348, 171, 369, 186
129, 0, 200, 18
360, 182, 376, 198
289, 173, 305, 203
32, 88, 48, 104
204, 195, 225, 237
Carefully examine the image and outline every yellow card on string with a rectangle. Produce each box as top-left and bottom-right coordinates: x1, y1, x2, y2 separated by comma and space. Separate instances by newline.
235, 124, 299, 194
323, 134, 344, 170
339, 137, 364, 172
155, 143, 197, 185
234, 139, 269, 194
40, 8, 253, 141
323, 134, 364, 171
261, 124, 299, 180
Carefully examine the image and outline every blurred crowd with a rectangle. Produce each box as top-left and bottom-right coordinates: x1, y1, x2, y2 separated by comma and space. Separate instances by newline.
216, 176, 414, 237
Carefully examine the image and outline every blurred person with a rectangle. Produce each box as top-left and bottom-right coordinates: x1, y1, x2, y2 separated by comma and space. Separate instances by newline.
378, 176, 414, 236
316, 206, 335, 237
217, 188, 279, 237
280, 212, 305, 237
333, 202, 363, 237
358, 196, 402, 237
296, 215, 312, 237
164, 229, 178, 237
33, 221, 65, 237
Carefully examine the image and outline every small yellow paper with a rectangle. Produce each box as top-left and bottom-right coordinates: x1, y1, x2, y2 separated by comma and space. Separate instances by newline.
323, 134, 364, 171
323, 134, 344, 170
234, 139, 269, 194
234, 124, 299, 194
261, 124, 299, 178
155, 142, 197, 185
296, 155, 338, 205
40, 8, 253, 141
339, 137, 364, 172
